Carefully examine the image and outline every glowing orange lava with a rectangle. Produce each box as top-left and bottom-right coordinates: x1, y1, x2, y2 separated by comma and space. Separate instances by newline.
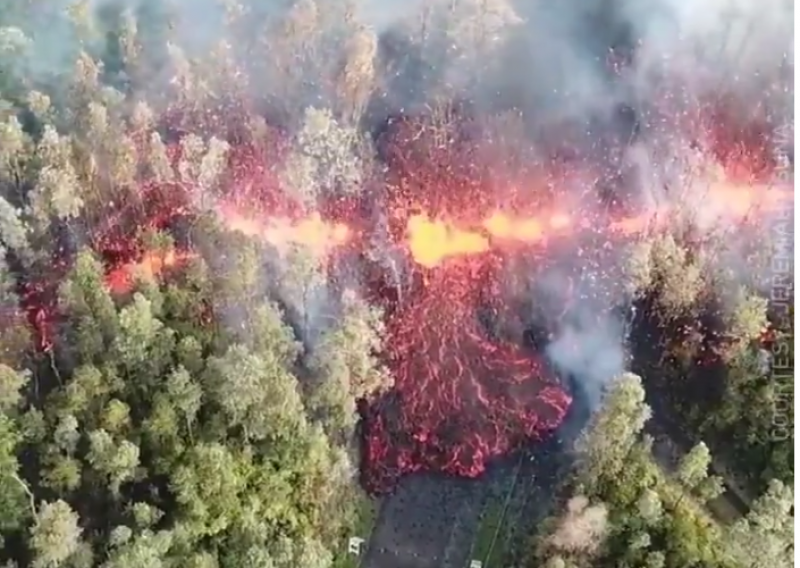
406, 214, 490, 268
219, 205, 351, 254
13, 101, 789, 498
105, 249, 196, 295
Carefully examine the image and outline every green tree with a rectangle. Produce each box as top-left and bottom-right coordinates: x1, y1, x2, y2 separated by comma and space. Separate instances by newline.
278, 242, 327, 337
306, 291, 390, 440
280, 107, 364, 205
728, 479, 793, 568
0, 363, 28, 411
676, 441, 713, 504
575, 373, 652, 491
58, 250, 119, 363
0, 414, 30, 531
203, 344, 305, 441
644, 550, 666, 568
102, 529, 173, 568
170, 442, 248, 537
636, 488, 663, 526
86, 429, 140, 495
649, 234, 705, 320
721, 288, 768, 360
29, 500, 82, 568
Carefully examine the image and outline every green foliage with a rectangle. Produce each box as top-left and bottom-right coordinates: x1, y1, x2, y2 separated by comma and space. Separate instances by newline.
29, 500, 82, 568
0, 3, 391, 557
0, 414, 30, 533
574, 372, 651, 493
628, 231, 792, 495
531, 373, 792, 568
728, 479, 794, 568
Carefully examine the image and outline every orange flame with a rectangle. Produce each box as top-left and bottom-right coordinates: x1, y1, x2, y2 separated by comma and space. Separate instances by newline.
103, 179, 793, 291
482, 212, 573, 242
405, 181, 792, 267
705, 181, 791, 216
106, 249, 195, 295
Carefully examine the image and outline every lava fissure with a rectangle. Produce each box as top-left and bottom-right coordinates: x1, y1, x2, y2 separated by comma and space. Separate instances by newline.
14, 98, 790, 497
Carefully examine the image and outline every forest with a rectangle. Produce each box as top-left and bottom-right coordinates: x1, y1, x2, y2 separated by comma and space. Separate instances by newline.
0, 0, 794, 567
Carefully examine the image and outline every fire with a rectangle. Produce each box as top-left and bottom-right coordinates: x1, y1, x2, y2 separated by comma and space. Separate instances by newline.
706, 181, 791, 217
404, 181, 792, 267
60, 119, 789, 496
103, 178, 792, 284
105, 249, 195, 295
483, 211, 574, 242
262, 213, 351, 252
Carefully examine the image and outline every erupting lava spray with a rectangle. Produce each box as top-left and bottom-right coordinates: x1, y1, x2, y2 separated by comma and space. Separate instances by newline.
8, 0, 790, 497
86, 135, 790, 495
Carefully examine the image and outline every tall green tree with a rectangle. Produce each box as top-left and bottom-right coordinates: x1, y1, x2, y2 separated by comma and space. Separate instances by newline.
575, 373, 652, 492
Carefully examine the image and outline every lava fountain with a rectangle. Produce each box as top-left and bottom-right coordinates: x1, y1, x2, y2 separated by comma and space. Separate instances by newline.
23, 101, 788, 497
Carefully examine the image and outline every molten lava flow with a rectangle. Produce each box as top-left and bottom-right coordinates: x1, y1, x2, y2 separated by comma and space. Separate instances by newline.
361, 260, 571, 493
706, 181, 791, 217
262, 213, 351, 252
65, 120, 790, 497
483, 211, 573, 242
401, 180, 792, 267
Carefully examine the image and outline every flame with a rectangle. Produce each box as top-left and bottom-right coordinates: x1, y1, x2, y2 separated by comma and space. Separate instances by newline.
403, 181, 793, 267
706, 181, 791, 216
262, 213, 351, 252
100, 179, 792, 293
106, 249, 195, 295
483, 211, 574, 242
81, 143, 790, 496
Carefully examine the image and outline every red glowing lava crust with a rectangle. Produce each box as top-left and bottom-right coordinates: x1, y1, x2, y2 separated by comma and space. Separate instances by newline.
360, 262, 572, 494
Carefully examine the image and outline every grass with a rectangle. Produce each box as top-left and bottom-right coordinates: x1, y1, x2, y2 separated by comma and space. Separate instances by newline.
470, 497, 506, 564
469, 457, 527, 567
332, 492, 379, 568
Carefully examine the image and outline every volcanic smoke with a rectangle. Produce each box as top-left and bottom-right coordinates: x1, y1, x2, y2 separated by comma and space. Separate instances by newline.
10, 0, 792, 495
16, 105, 790, 494
111, 135, 796, 493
